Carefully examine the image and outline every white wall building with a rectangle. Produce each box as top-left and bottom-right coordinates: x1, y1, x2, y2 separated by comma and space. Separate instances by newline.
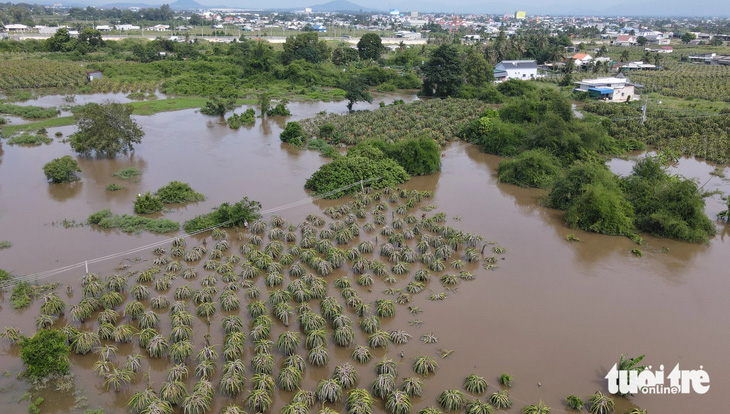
573, 75, 641, 102
494, 60, 538, 82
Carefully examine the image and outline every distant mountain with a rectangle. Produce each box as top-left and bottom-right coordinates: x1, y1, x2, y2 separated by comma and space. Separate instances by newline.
310, 0, 380, 13
169, 0, 206, 10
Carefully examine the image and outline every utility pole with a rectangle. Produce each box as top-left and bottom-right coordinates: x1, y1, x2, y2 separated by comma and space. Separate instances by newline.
641, 94, 648, 125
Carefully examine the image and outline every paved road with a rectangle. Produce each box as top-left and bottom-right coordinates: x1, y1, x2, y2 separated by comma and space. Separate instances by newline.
12, 33, 428, 45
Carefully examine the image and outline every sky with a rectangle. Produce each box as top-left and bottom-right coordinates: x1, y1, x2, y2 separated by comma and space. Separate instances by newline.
95, 0, 724, 17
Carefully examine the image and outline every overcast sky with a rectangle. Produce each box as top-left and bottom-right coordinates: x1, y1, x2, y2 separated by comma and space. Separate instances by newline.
99, 0, 724, 17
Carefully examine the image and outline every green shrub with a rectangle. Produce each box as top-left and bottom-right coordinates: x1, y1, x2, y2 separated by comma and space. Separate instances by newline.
155, 181, 205, 204
0, 103, 59, 119
497, 149, 562, 188
304, 156, 410, 199
88, 209, 179, 234
622, 157, 717, 243
19, 329, 70, 379
183, 197, 262, 233
112, 167, 140, 179
8, 133, 53, 145
0, 269, 12, 281
461, 116, 527, 157
267, 103, 291, 116
0, 241, 11, 250
564, 183, 636, 236
547, 162, 620, 211
347, 137, 441, 176
307, 138, 340, 158
318, 123, 335, 139
133, 192, 163, 214
227, 109, 256, 129
105, 183, 125, 191
280, 121, 305, 146
43, 156, 81, 183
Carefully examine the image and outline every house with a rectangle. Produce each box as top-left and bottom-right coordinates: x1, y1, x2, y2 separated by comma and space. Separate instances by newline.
494, 60, 538, 82
644, 34, 669, 45
311, 24, 327, 32
571, 53, 594, 66
659, 46, 673, 53
5, 24, 29, 32
87, 71, 103, 81
620, 61, 659, 70
613, 35, 636, 46
573, 74, 641, 102
151, 25, 170, 31
95, 25, 111, 32
116, 24, 140, 31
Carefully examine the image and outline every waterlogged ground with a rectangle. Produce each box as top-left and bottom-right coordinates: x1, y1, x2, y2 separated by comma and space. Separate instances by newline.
0, 93, 729, 413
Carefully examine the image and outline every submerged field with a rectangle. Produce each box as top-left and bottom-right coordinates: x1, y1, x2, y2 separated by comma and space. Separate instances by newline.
0, 94, 729, 414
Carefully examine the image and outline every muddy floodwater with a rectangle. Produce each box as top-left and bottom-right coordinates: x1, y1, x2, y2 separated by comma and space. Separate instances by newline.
1, 94, 729, 413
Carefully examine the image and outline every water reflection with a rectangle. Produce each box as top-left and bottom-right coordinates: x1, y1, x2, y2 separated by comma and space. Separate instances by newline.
47, 180, 82, 202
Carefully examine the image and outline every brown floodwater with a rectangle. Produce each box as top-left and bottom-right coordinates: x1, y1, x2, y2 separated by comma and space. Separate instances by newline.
0, 94, 729, 414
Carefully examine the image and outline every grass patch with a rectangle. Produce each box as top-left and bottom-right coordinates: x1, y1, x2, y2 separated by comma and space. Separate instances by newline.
0, 241, 12, 249
0, 116, 76, 138
105, 183, 125, 191
0, 103, 59, 119
127, 97, 210, 116
88, 209, 179, 234
112, 167, 140, 179
183, 197, 261, 233
7, 133, 53, 145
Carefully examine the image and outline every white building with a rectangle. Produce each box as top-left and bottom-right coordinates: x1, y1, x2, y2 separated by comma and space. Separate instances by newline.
571, 53, 594, 66
573, 75, 641, 102
116, 24, 141, 31
493, 60, 538, 82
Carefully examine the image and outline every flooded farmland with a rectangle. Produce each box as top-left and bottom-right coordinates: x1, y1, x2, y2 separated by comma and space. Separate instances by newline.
1, 94, 729, 414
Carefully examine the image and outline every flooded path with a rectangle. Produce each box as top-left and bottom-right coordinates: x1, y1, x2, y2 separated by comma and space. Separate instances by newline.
0, 94, 729, 413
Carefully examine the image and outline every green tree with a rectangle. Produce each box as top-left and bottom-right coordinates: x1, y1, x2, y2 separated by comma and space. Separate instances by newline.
620, 50, 630, 62
77, 28, 105, 51
358, 33, 384, 61
19, 329, 70, 379
636, 36, 648, 46
69, 103, 143, 158
280, 121, 305, 146
46, 28, 74, 52
421, 44, 464, 97
201, 97, 236, 117
43, 156, 81, 183
332, 46, 360, 66
342, 75, 373, 111
463, 48, 494, 87
304, 156, 410, 198
281, 32, 330, 64
257, 93, 271, 117
681, 32, 696, 44
497, 149, 562, 188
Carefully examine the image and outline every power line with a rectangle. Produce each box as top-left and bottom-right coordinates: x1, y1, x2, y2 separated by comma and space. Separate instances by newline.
1, 177, 385, 288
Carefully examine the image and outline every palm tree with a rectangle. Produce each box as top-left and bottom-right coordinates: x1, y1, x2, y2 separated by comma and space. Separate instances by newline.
399, 377, 423, 397
127, 388, 158, 413
413, 355, 438, 376
35, 314, 55, 330
346, 389, 374, 414
277, 366, 303, 391
386, 391, 412, 414
308, 345, 329, 366
160, 380, 187, 405
438, 390, 466, 411
369, 330, 390, 348
138, 311, 160, 330
196, 302, 216, 325
41, 293, 66, 316
625, 409, 647, 414
464, 374, 488, 395
334, 363, 360, 389
72, 330, 100, 354
147, 335, 169, 358
181, 392, 211, 414
587, 391, 615, 414
499, 374, 513, 387
488, 390, 512, 409
521, 401, 551, 414
371, 373, 396, 399
169, 340, 194, 363
125, 353, 143, 373
283, 354, 306, 371
466, 400, 494, 414
167, 364, 189, 382
245, 388, 272, 413
615, 354, 646, 396
105, 367, 134, 392
251, 353, 274, 374
113, 324, 135, 343
276, 331, 301, 355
